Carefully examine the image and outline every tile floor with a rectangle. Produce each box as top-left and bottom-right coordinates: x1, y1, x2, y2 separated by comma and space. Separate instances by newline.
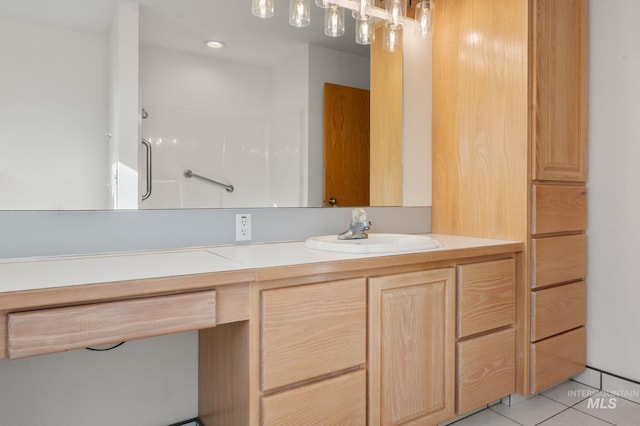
447, 379, 640, 426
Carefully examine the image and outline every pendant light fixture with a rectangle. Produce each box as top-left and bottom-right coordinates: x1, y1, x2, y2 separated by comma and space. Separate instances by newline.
251, 0, 432, 47
414, 0, 433, 38
290, 0, 311, 27
324, 3, 345, 37
251, 0, 274, 18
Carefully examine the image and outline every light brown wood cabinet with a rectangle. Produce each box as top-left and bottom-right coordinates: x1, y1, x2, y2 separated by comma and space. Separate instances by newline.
368, 268, 456, 425
7, 290, 217, 359
260, 278, 367, 392
457, 328, 516, 414
259, 278, 367, 425
457, 259, 516, 338
1, 240, 523, 425
261, 369, 366, 425
456, 259, 517, 414
433, 0, 588, 395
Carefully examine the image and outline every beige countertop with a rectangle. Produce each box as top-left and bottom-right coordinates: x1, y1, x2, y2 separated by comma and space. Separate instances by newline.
0, 234, 523, 294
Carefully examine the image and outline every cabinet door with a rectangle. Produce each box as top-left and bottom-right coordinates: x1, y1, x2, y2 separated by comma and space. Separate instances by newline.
531, 281, 586, 341
531, 234, 587, 289
457, 259, 516, 338
261, 278, 366, 391
457, 328, 516, 414
261, 369, 366, 426
532, 0, 588, 182
369, 268, 455, 425
531, 327, 586, 392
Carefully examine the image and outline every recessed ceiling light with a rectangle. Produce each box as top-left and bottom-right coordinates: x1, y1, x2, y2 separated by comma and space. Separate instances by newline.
204, 40, 225, 49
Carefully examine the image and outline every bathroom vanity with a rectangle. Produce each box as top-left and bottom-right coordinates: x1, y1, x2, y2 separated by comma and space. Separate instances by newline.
0, 234, 524, 425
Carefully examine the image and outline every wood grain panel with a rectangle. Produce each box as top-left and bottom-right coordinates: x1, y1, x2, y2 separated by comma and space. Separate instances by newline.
432, 0, 529, 240
531, 281, 586, 341
260, 278, 366, 391
8, 290, 216, 359
457, 258, 516, 338
261, 369, 366, 426
199, 321, 249, 426
457, 328, 516, 414
532, 234, 586, 288
532, 184, 587, 235
370, 25, 403, 206
532, 0, 588, 182
369, 268, 455, 426
531, 327, 586, 392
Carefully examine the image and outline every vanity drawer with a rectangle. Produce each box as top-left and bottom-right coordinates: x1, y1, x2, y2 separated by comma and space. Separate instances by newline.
261, 369, 366, 425
531, 281, 586, 341
457, 258, 516, 338
7, 290, 216, 359
532, 184, 587, 235
260, 278, 366, 391
531, 327, 586, 392
532, 234, 587, 288
457, 328, 516, 414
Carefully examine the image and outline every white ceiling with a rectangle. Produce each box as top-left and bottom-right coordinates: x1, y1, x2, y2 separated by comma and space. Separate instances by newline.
0, 0, 370, 67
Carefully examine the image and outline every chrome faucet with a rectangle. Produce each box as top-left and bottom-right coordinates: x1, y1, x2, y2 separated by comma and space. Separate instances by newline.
338, 208, 371, 240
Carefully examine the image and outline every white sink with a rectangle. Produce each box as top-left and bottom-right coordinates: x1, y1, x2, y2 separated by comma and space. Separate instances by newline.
304, 233, 443, 254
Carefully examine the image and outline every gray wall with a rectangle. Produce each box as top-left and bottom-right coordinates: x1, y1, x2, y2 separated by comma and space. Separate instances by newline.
0, 207, 430, 259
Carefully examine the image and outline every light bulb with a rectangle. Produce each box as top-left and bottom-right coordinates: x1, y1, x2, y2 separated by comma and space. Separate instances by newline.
352, 0, 372, 19
355, 16, 375, 45
324, 4, 345, 37
252, 0, 274, 18
386, 0, 405, 27
315, 0, 330, 8
289, 0, 310, 27
414, 1, 433, 38
383, 22, 402, 52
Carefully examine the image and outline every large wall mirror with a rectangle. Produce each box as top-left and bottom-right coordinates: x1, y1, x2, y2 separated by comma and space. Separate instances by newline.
0, 0, 431, 211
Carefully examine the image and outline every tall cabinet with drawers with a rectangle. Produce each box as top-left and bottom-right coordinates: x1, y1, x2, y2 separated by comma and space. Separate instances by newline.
432, 0, 588, 395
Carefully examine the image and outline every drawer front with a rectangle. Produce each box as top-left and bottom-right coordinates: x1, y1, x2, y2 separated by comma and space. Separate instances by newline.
261, 278, 366, 391
532, 184, 587, 235
531, 281, 586, 341
457, 328, 516, 414
8, 290, 216, 359
261, 369, 366, 426
531, 327, 586, 392
457, 259, 516, 338
532, 234, 587, 288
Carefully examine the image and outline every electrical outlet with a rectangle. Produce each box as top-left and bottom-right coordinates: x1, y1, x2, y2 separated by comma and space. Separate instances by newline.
235, 213, 252, 241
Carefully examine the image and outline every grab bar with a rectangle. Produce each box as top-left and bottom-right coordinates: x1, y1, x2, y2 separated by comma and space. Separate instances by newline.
141, 139, 152, 201
184, 169, 234, 193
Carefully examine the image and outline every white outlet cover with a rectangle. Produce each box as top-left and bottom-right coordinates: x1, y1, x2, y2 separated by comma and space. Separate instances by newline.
235, 213, 252, 241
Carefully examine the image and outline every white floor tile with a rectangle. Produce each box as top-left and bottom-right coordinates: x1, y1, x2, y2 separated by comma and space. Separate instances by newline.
575, 392, 640, 426
490, 395, 566, 426
447, 408, 522, 426
537, 408, 614, 426
602, 374, 640, 404
542, 380, 599, 407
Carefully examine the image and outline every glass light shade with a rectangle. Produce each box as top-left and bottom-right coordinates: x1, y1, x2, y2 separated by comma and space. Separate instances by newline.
324, 4, 345, 37
289, 0, 311, 27
352, 0, 372, 19
355, 15, 375, 45
315, 0, 330, 8
383, 22, 402, 52
386, 0, 405, 26
252, 0, 274, 18
414, 1, 433, 38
